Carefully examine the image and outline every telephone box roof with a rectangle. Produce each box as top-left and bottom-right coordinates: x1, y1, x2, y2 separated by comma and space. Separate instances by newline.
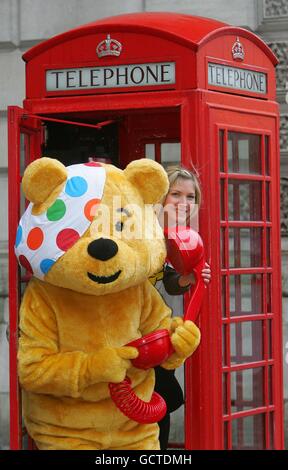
22, 12, 278, 65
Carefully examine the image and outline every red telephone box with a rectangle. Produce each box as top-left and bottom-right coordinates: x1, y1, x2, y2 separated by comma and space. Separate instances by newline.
8, 12, 284, 450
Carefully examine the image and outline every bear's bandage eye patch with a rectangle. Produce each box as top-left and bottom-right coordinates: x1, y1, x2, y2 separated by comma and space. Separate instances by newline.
87, 270, 121, 284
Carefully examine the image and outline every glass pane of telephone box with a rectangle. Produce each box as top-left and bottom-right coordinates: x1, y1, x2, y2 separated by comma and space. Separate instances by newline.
230, 274, 263, 315
269, 413, 274, 449
20, 133, 31, 218
267, 274, 272, 313
223, 421, 229, 449
223, 372, 228, 414
231, 367, 264, 412
266, 228, 271, 266
20, 133, 27, 175
161, 143, 181, 167
161, 293, 184, 446
219, 130, 225, 172
230, 321, 264, 364
220, 179, 225, 220
268, 366, 273, 405
145, 143, 181, 166
266, 182, 271, 221
265, 136, 270, 176
267, 320, 273, 360
222, 276, 227, 318
229, 228, 263, 268
228, 181, 262, 221
228, 132, 261, 174
232, 414, 265, 449
169, 296, 184, 445
221, 228, 226, 267
222, 325, 228, 366
145, 144, 156, 160
170, 365, 185, 445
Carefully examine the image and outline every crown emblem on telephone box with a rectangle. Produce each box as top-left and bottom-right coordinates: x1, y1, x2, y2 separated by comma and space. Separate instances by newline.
96, 34, 122, 58
232, 37, 245, 61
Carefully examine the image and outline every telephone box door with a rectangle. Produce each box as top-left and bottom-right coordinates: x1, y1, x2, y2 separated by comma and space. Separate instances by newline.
8, 106, 43, 449
186, 101, 283, 450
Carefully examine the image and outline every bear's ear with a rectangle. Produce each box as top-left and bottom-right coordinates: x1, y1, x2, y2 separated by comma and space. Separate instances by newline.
22, 157, 67, 204
124, 159, 169, 204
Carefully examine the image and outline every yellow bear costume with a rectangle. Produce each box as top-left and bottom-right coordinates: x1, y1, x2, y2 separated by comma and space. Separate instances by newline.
16, 157, 201, 450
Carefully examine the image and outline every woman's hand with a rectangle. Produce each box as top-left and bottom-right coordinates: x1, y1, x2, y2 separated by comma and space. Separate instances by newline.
202, 262, 211, 285
178, 262, 211, 287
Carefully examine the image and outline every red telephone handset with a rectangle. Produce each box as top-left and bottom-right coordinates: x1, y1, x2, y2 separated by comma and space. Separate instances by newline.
164, 226, 207, 322
109, 227, 207, 423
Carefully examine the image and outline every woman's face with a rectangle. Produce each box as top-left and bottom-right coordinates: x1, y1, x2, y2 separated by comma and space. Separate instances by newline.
163, 177, 196, 227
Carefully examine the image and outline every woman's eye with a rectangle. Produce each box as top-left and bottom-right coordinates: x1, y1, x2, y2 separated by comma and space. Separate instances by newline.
188, 195, 196, 200
115, 221, 124, 232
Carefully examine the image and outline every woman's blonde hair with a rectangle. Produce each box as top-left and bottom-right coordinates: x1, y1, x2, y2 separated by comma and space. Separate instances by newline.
165, 165, 202, 207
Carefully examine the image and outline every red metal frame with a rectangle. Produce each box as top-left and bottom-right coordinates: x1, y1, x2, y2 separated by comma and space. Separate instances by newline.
179, 88, 284, 449
25, 114, 116, 129
8, 107, 43, 449
8, 106, 22, 450
186, 92, 283, 449
8, 12, 283, 450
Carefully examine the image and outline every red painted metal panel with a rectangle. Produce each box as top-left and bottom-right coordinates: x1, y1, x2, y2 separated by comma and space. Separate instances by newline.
185, 90, 283, 450
8, 106, 23, 450
8, 106, 43, 449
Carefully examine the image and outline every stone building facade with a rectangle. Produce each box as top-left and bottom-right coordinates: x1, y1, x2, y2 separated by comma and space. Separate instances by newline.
0, 0, 287, 449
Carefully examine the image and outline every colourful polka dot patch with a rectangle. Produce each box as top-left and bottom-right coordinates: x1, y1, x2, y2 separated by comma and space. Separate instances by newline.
40, 259, 55, 275
65, 176, 88, 197
27, 227, 44, 250
47, 199, 66, 221
56, 228, 80, 251
84, 162, 102, 167
84, 198, 101, 222
14, 163, 106, 280
15, 225, 23, 248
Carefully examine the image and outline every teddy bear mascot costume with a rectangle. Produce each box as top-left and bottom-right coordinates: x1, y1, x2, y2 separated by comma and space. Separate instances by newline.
15, 157, 201, 450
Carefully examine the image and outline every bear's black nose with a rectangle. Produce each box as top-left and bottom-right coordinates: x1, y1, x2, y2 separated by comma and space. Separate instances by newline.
87, 238, 118, 261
